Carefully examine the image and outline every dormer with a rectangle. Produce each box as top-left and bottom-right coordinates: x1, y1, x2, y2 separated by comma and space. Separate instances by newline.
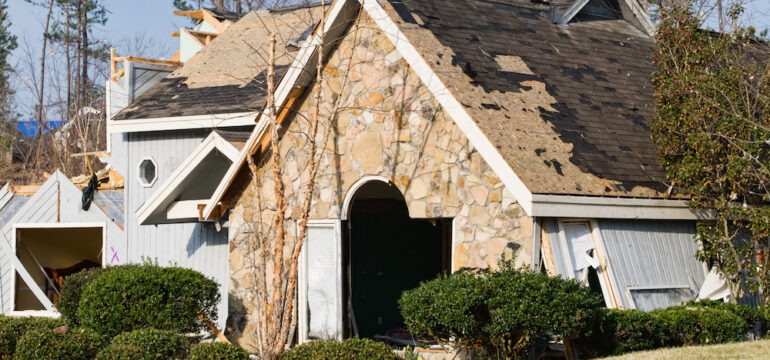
550, 0, 655, 36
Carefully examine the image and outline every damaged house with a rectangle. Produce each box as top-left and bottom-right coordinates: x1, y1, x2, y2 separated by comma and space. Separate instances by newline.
193, 0, 728, 347
0, 0, 736, 348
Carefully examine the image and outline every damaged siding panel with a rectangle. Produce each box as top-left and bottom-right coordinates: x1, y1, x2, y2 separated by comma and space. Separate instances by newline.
0, 179, 59, 314
598, 220, 706, 311
542, 219, 569, 276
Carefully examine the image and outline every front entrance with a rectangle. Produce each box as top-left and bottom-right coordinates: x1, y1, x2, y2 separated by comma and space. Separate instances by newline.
345, 181, 451, 339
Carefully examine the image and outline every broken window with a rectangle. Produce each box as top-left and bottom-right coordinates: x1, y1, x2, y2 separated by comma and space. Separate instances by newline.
13, 226, 103, 314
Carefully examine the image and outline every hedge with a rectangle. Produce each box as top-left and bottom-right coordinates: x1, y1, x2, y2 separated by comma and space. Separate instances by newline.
0, 316, 66, 359
188, 342, 249, 360
281, 338, 400, 360
399, 261, 603, 359
77, 264, 220, 338
653, 305, 747, 346
56, 267, 111, 326
599, 309, 666, 355
95, 328, 189, 360
13, 327, 102, 360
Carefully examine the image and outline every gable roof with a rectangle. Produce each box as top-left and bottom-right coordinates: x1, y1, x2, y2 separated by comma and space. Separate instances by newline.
202, 0, 710, 220
136, 130, 244, 225
112, 5, 324, 121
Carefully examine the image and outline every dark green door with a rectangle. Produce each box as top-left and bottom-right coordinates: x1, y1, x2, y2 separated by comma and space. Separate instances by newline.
350, 200, 445, 338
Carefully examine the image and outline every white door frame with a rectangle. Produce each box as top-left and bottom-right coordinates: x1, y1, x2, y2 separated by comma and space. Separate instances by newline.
8, 222, 106, 317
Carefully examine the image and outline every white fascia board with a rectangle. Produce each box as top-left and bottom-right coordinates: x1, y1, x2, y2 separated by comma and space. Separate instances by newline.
108, 112, 257, 134
361, 0, 534, 214
201, 0, 350, 220
136, 131, 239, 225
622, 0, 655, 36
167, 200, 206, 220
531, 194, 716, 220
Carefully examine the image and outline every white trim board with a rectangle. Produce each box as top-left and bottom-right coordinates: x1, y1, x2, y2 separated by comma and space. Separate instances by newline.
530, 194, 715, 220
136, 131, 240, 225
108, 112, 257, 133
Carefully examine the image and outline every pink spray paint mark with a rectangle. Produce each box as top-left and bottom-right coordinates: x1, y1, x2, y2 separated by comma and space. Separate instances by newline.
110, 246, 120, 264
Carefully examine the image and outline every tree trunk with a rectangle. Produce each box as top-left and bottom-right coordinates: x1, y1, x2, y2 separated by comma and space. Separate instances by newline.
65, 0, 71, 123
216, 0, 224, 11
36, 0, 55, 136
80, 0, 88, 109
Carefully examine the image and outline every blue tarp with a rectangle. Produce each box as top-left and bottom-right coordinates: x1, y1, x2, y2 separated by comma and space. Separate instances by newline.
15, 121, 66, 137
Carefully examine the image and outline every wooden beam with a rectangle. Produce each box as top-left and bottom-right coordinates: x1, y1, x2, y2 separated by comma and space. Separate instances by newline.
253, 87, 307, 155
113, 56, 182, 67
202, 9, 227, 33
70, 151, 110, 158
110, 48, 117, 78
173, 9, 205, 19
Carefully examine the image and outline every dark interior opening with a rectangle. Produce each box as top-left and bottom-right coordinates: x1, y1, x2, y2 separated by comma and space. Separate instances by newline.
344, 181, 451, 340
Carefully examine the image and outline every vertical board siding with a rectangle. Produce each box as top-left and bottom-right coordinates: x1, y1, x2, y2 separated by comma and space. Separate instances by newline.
133, 68, 169, 97
126, 130, 229, 328
598, 220, 706, 311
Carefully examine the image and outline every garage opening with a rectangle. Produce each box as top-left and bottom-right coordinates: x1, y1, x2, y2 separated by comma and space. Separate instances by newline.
345, 181, 451, 340
14, 226, 103, 312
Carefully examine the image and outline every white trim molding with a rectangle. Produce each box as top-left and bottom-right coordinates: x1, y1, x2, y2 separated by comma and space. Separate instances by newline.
8, 222, 107, 314
340, 176, 390, 221
136, 131, 240, 225
108, 111, 257, 133
531, 194, 715, 220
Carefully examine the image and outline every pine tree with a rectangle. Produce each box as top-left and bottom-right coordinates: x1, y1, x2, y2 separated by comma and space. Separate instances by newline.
0, 0, 18, 159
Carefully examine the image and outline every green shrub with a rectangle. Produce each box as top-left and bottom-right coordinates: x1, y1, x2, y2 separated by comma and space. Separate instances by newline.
653, 305, 747, 346
95, 328, 189, 360
398, 271, 488, 341
281, 338, 399, 360
78, 264, 220, 338
188, 342, 249, 360
13, 327, 102, 360
603, 309, 666, 355
57, 267, 111, 325
399, 261, 603, 359
0, 315, 66, 359
683, 300, 764, 332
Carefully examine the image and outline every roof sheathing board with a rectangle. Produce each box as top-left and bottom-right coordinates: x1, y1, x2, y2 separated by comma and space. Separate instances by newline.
113, 5, 325, 121
381, 0, 671, 198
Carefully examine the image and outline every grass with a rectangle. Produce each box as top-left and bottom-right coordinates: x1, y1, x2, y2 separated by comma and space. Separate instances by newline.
600, 339, 770, 360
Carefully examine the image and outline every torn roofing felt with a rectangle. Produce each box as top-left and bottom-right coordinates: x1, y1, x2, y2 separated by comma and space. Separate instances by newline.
112, 4, 325, 121
383, 0, 671, 198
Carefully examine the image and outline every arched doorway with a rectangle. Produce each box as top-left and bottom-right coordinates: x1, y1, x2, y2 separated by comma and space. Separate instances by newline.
344, 180, 451, 339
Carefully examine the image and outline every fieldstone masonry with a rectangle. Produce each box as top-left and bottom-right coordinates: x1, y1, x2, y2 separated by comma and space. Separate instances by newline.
226, 12, 533, 348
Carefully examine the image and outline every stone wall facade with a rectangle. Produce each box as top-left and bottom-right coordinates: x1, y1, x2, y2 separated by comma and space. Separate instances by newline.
226, 12, 533, 349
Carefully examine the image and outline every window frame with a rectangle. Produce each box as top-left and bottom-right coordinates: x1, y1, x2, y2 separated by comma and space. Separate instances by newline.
137, 156, 158, 187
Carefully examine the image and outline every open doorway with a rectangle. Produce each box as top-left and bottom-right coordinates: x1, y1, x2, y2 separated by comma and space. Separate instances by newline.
344, 181, 451, 340
12, 224, 104, 313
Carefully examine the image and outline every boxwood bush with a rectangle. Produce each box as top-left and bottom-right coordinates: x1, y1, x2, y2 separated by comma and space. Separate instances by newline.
78, 264, 220, 338
598, 309, 666, 355
281, 338, 400, 360
653, 305, 747, 346
188, 342, 249, 360
95, 328, 189, 360
0, 315, 66, 359
57, 267, 111, 325
399, 261, 603, 359
13, 327, 102, 360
